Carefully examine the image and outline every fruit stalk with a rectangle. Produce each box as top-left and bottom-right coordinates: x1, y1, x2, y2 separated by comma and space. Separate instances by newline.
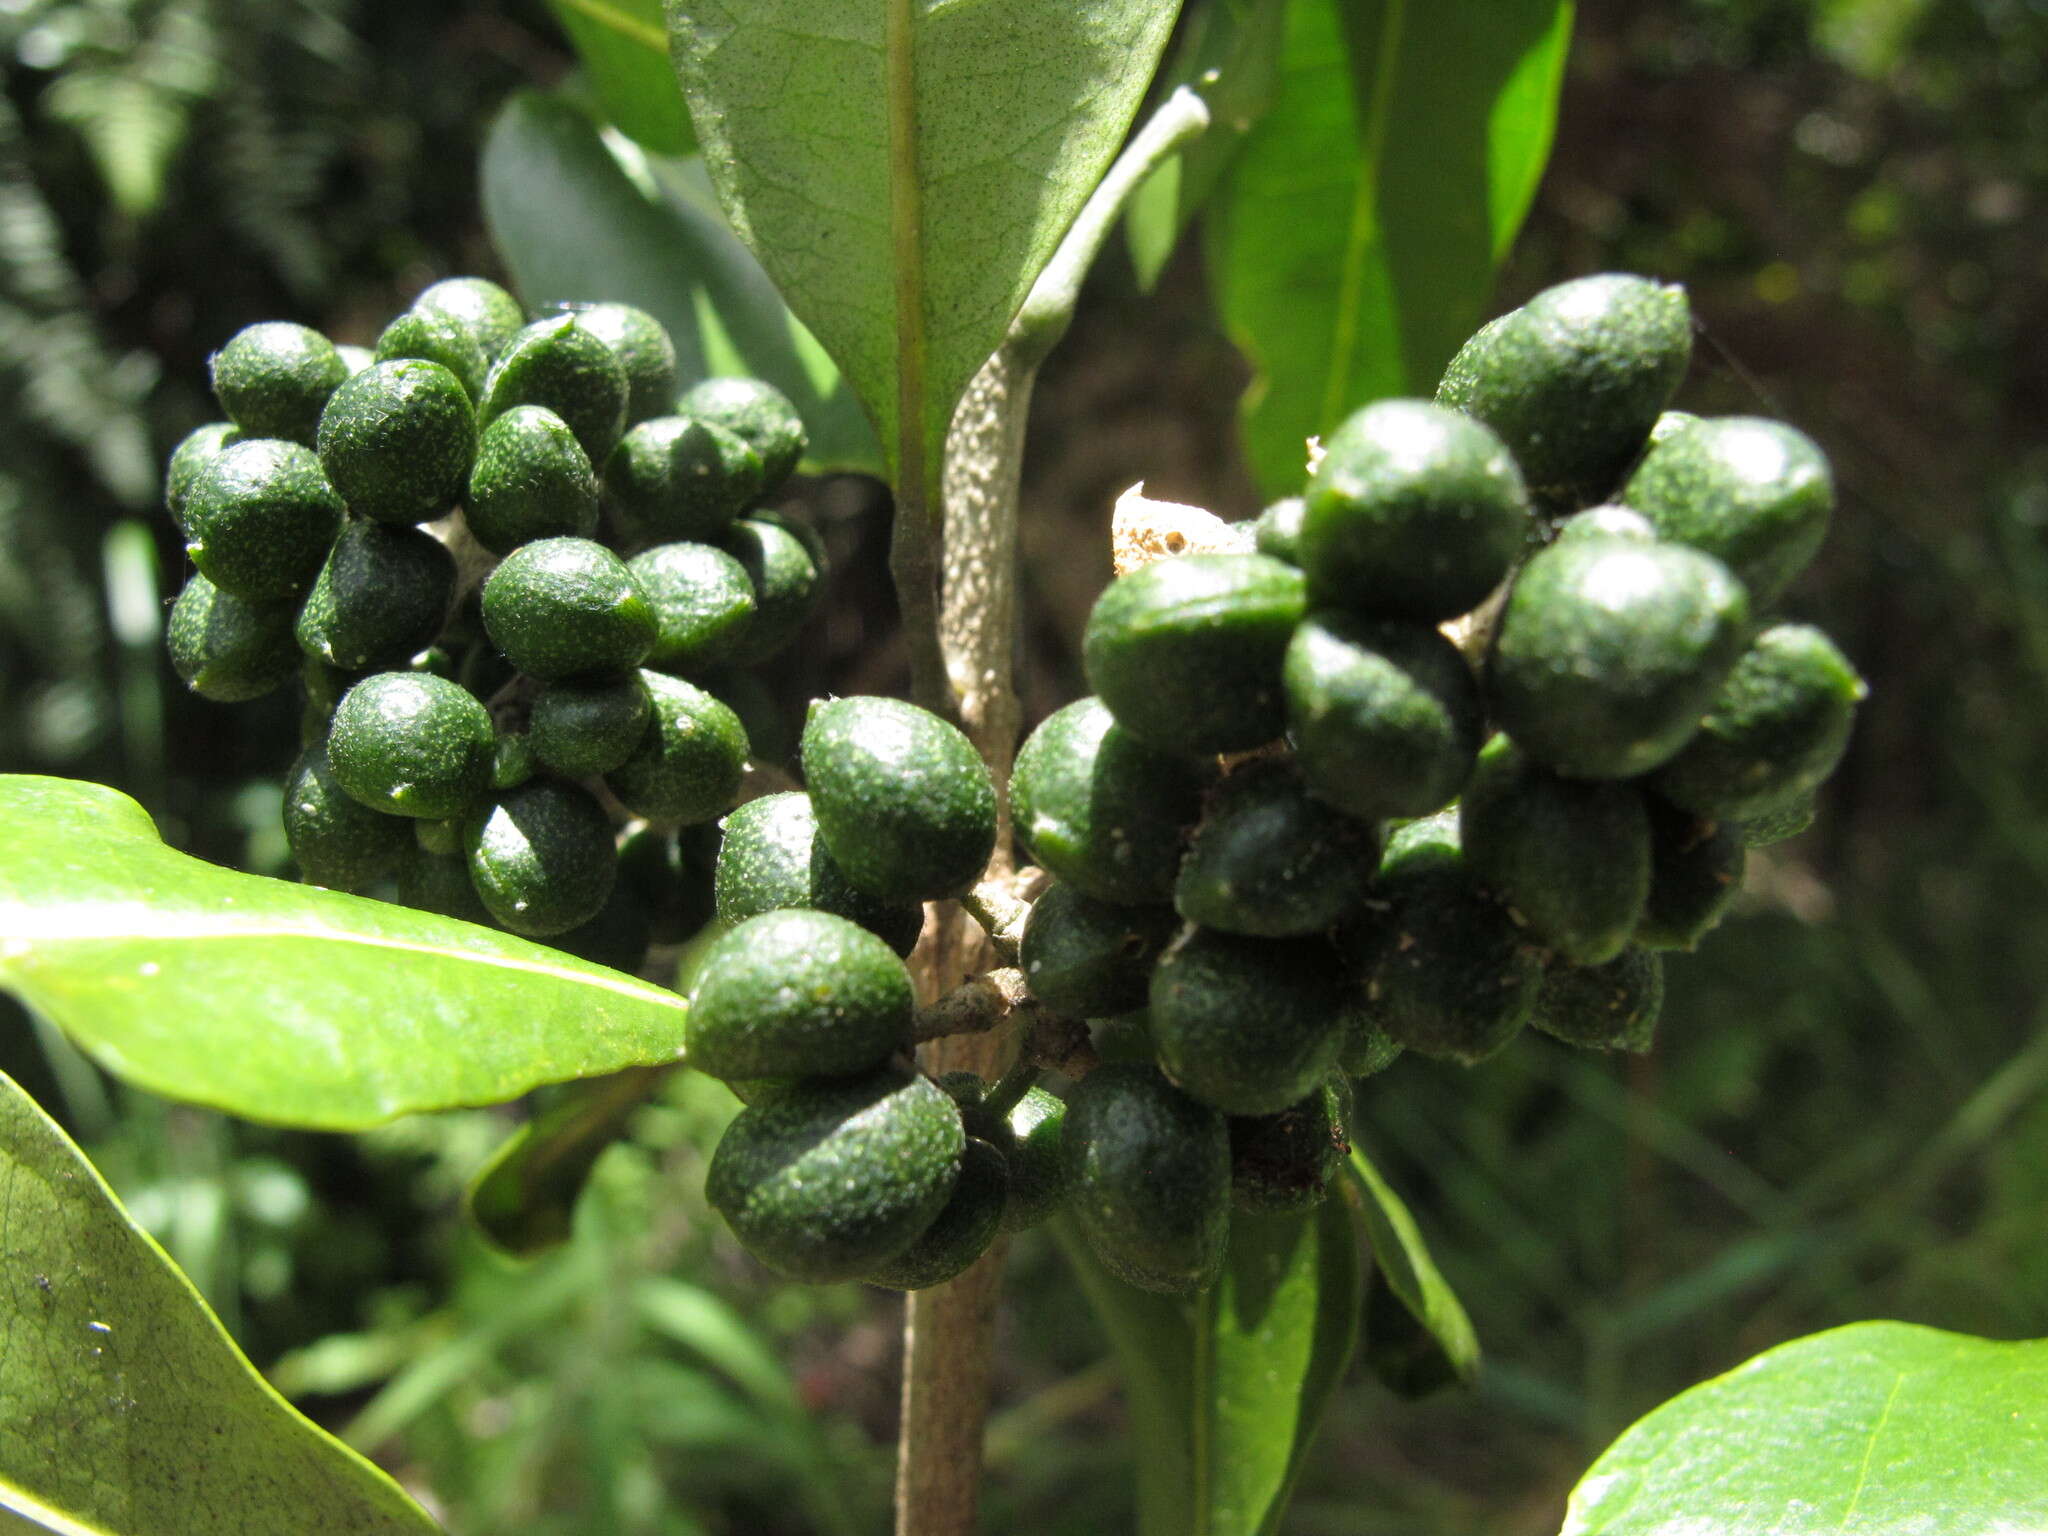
894, 86, 1213, 1536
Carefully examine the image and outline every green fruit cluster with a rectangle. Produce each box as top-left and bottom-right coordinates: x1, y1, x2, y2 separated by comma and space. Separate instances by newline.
1010, 272, 1864, 1294
167, 280, 828, 968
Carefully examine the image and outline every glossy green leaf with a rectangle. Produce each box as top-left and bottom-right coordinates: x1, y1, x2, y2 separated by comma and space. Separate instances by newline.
0, 776, 688, 1130
1346, 1141, 1480, 1384
466, 1067, 669, 1257
1125, 0, 1290, 290
1055, 1193, 1364, 1536
667, 0, 1183, 497
0, 1070, 441, 1534
1562, 1322, 2048, 1534
547, 0, 695, 154
480, 90, 879, 472
1206, 0, 1574, 495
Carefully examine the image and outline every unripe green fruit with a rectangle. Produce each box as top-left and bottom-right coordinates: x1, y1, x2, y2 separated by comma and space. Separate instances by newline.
618, 823, 717, 944
1252, 496, 1307, 565
398, 846, 495, 926
1019, 881, 1178, 1016
1284, 612, 1483, 823
1553, 505, 1657, 547
1083, 552, 1306, 755
677, 375, 807, 489
801, 695, 998, 903
480, 536, 656, 682
993, 1087, 1069, 1233
492, 731, 539, 791
411, 276, 525, 360
464, 405, 600, 555
1651, 624, 1863, 822
720, 514, 825, 663
1301, 399, 1531, 622
1459, 735, 1651, 964
210, 320, 347, 445
527, 673, 652, 777
1062, 1063, 1230, 1295
1230, 1080, 1350, 1214
547, 880, 654, 974
1174, 761, 1380, 938
165, 422, 242, 536
299, 657, 360, 742
1149, 925, 1350, 1116
707, 1067, 964, 1283
712, 791, 924, 956
1489, 536, 1750, 780
604, 670, 749, 824
316, 359, 477, 525
462, 778, 618, 937
1010, 696, 1208, 906
1349, 812, 1544, 1065
167, 574, 298, 702
864, 1136, 1009, 1290
1437, 272, 1693, 512
574, 302, 678, 427
184, 438, 344, 602
629, 541, 758, 673
1532, 947, 1664, 1053
282, 743, 414, 890
1623, 416, 1833, 608
605, 415, 764, 543
1337, 1003, 1402, 1078
294, 518, 455, 671
1636, 797, 1745, 950
687, 909, 914, 1082
1091, 1010, 1157, 1066
375, 308, 490, 401
327, 671, 496, 820
481, 315, 630, 466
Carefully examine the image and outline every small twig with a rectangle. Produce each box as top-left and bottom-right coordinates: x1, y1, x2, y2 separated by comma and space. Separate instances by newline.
914, 966, 1029, 1043
980, 1057, 1040, 1119
958, 880, 1029, 965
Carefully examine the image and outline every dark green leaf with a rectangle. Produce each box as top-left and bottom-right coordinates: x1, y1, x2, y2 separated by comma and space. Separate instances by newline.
1125, 0, 1290, 290
1562, 1322, 2048, 1534
0, 776, 689, 1130
546, 0, 695, 155
1055, 1194, 1364, 1536
1206, 0, 1574, 494
0, 1071, 442, 1533
480, 90, 879, 472
1346, 1141, 1480, 1384
466, 1067, 669, 1257
668, 0, 1183, 497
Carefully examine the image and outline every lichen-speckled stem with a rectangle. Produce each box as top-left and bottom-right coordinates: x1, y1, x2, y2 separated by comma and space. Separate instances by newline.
895, 86, 1212, 1536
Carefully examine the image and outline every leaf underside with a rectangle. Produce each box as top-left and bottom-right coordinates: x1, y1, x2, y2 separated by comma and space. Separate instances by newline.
0, 776, 688, 1130
0, 1070, 441, 1534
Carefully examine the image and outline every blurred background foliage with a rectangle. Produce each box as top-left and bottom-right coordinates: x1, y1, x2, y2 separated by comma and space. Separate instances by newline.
1, 0, 2044, 1532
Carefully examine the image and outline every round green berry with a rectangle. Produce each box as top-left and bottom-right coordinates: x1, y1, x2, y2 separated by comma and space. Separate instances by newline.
1010, 697, 1208, 906
1554, 505, 1657, 547
604, 670, 749, 824
1150, 926, 1350, 1116
1636, 796, 1746, 951
1284, 612, 1483, 823
375, 308, 490, 401
167, 574, 298, 702
1019, 881, 1178, 1016
184, 438, 344, 602
1252, 496, 1307, 565
164, 422, 242, 536
989, 1087, 1069, 1233
574, 302, 678, 427
606, 415, 764, 543
687, 909, 914, 1082
1532, 948, 1664, 1053
411, 277, 525, 360
707, 1067, 964, 1283
865, 1136, 1009, 1290
1230, 1080, 1349, 1214
1083, 552, 1306, 755
527, 673, 652, 777
481, 314, 630, 466
316, 359, 477, 525
1301, 399, 1531, 622
801, 695, 998, 903
492, 731, 538, 791
211, 320, 348, 445
720, 513, 825, 663
398, 846, 496, 926
480, 536, 656, 682
1174, 761, 1379, 938
462, 778, 618, 937
464, 405, 600, 555
327, 671, 496, 820
629, 541, 758, 673
712, 791, 924, 957
676, 376, 808, 489
282, 743, 415, 890
294, 518, 455, 672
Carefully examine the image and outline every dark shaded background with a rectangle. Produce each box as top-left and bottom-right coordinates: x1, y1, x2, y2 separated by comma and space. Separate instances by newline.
2, 1, 2043, 1531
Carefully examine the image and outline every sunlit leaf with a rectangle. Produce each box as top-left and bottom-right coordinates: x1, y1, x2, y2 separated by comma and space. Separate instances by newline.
546, 0, 695, 154
0, 776, 688, 1130
1347, 1141, 1480, 1385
